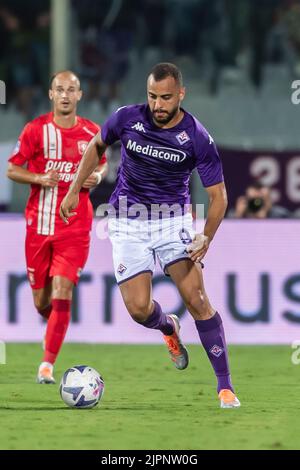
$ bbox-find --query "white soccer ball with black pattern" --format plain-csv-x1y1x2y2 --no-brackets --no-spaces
60,365,104,409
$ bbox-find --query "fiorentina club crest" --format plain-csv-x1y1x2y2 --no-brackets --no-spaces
210,345,224,358
176,131,190,145
117,264,127,275
179,228,192,245
78,141,89,155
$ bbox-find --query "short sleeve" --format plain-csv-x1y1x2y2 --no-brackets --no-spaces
101,106,127,145
195,132,224,188
8,123,35,166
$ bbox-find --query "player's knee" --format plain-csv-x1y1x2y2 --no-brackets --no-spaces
126,299,152,323
185,291,211,318
52,286,72,300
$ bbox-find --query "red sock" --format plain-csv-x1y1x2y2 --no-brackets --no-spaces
43,299,71,365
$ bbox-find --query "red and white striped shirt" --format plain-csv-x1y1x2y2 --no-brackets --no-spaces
9,112,106,235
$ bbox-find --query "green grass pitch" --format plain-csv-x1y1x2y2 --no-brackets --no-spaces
0,344,298,450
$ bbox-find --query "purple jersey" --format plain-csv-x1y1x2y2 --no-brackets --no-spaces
101,104,223,213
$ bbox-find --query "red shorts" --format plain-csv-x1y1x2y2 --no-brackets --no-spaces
25,229,91,289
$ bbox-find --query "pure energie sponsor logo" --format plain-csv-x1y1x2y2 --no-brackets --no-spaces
45,160,79,183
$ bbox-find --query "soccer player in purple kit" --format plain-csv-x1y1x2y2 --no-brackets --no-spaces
60,63,240,408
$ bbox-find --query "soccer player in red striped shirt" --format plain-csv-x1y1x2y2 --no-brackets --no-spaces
7,71,108,384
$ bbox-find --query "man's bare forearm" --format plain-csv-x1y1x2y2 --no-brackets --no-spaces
69,133,107,194
204,183,228,241
7,164,40,185
204,200,226,241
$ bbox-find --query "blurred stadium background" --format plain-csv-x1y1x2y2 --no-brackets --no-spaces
0,0,300,450
1,0,300,344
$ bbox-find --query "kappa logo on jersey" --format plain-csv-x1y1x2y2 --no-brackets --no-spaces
117,264,127,275
127,139,186,163
210,345,224,358
43,123,62,160
131,122,146,133
208,133,214,145
78,141,89,155
176,131,190,145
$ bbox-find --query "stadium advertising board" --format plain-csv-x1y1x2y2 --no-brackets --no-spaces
0,217,299,344
221,148,300,213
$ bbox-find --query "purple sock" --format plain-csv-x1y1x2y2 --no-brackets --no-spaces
139,300,174,335
195,312,234,393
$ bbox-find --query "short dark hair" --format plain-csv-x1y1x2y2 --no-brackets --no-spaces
149,63,183,87
49,71,81,89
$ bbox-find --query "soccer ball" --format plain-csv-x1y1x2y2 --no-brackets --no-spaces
60,365,104,409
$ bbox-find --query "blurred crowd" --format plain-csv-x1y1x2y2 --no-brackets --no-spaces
73,0,138,113
1,0,300,117
0,0,50,118
227,182,291,219
74,0,300,99
1,0,300,218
